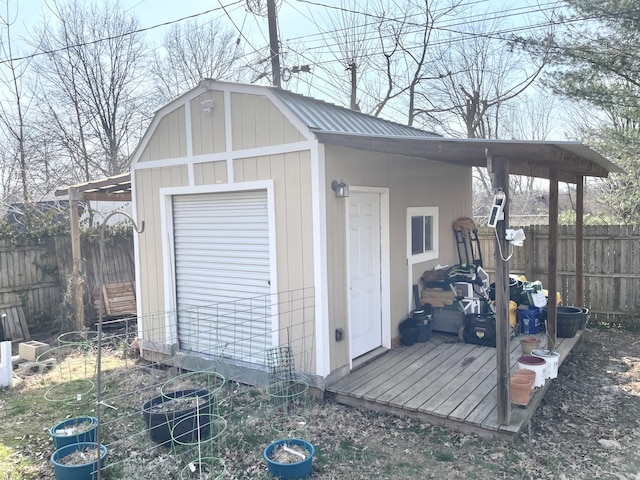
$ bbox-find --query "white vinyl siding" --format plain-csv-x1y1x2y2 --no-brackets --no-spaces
172,190,272,364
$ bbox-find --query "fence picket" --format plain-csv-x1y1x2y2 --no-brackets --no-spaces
478,225,640,329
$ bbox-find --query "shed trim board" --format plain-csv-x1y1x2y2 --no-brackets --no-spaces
132,169,144,342
130,140,316,172
346,186,391,367
224,89,234,182
185,99,193,158
158,180,279,358
312,141,331,377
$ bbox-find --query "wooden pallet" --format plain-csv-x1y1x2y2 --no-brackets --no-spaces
93,282,136,317
0,302,30,343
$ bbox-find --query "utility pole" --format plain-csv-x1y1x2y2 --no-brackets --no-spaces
349,62,358,111
267,0,281,87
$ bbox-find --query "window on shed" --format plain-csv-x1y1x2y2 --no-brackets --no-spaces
407,207,438,264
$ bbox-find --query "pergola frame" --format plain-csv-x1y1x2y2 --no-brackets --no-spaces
55,173,131,328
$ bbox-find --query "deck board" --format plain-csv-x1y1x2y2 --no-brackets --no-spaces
361,341,459,404
343,342,437,397
418,345,496,413
326,330,584,440
389,343,477,408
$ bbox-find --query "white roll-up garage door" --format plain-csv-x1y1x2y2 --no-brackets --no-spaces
172,190,272,364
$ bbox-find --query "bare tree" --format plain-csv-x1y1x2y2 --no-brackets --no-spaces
501,88,561,196
306,0,376,111
369,0,461,125
0,0,34,203
416,15,550,138
151,18,249,105
412,15,551,200
33,0,148,183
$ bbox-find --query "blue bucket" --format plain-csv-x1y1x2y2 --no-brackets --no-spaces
517,306,540,334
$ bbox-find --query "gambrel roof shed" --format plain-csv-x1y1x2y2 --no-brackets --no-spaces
120,79,618,429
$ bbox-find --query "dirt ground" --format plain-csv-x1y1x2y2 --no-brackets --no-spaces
3,328,640,479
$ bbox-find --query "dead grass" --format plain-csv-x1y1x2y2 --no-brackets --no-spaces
1,328,639,479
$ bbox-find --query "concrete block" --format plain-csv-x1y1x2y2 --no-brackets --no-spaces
18,341,50,362
17,358,56,374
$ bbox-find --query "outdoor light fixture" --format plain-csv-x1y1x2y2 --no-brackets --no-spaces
331,179,349,198
201,99,215,113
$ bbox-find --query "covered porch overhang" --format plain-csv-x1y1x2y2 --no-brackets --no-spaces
315,131,622,427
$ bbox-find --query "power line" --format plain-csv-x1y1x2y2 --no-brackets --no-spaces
0,1,245,65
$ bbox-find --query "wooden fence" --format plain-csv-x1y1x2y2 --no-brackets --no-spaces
3,225,640,332
478,225,640,329
0,233,134,334
0,238,61,334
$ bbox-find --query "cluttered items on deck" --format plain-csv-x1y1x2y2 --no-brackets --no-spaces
453,217,483,267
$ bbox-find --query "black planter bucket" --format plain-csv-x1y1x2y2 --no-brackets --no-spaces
415,323,432,343
411,308,432,343
489,279,524,303
143,389,214,445
541,305,583,338
578,308,590,329
399,318,417,346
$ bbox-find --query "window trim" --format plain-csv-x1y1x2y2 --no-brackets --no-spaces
407,206,439,264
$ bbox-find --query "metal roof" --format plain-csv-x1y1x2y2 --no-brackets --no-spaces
55,84,622,196
270,88,439,138
312,131,623,184
269,87,619,184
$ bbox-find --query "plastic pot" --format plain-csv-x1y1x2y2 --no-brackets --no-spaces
578,308,590,329
263,438,314,479
142,389,215,445
399,318,417,346
489,279,523,303
49,416,98,449
540,305,584,337
51,441,107,480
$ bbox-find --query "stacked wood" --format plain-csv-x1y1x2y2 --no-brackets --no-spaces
420,287,455,308
93,282,136,317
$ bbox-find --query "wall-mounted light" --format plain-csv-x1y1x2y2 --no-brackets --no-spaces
201,99,215,113
331,179,349,198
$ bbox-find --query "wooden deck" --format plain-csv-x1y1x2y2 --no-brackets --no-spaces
326,331,583,440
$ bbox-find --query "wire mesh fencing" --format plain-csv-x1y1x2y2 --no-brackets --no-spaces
42,287,317,479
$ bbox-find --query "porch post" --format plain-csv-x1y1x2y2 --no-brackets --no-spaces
575,177,584,307
489,155,511,425
547,170,559,349
69,187,85,331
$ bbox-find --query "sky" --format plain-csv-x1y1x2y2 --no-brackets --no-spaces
8,0,549,65
3,0,571,139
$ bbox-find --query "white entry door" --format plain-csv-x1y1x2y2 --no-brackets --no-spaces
348,191,382,359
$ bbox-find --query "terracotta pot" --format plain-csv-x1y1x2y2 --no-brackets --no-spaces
520,337,540,355
514,369,536,391
510,375,531,405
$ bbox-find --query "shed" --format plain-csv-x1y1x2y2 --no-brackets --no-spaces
129,79,619,422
